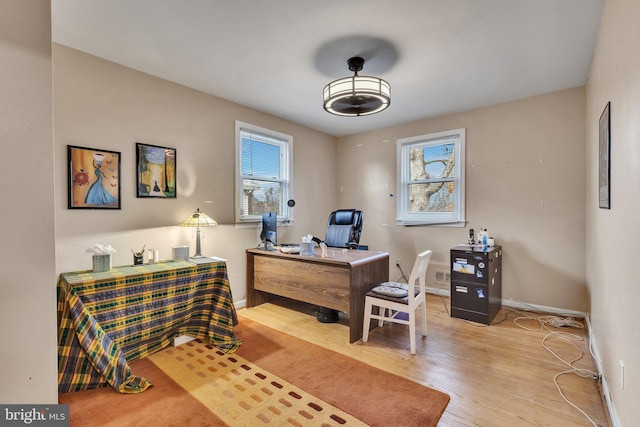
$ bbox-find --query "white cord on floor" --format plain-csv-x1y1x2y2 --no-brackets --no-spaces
512,310,600,427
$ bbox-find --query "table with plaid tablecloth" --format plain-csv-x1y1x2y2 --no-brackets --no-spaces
57,260,243,394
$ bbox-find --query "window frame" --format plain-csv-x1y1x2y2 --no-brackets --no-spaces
235,120,293,224
396,128,466,226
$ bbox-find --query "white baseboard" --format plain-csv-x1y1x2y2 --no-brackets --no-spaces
239,288,584,318
426,285,615,427
584,313,620,427
425,286,585,318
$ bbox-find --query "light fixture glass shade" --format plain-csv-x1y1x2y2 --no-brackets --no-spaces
323,75,390,116
179,208,217,258
179,208,217,228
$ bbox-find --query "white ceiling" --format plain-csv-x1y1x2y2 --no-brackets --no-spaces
51,0,604,137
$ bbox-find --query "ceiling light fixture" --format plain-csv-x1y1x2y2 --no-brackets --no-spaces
322,56,391,117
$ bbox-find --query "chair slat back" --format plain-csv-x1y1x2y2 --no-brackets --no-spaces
407,250,432,295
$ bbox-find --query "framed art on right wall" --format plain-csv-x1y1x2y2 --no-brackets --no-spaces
599,102,611,209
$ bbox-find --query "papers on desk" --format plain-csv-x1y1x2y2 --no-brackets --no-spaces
279,246,300,254
188,256,227,264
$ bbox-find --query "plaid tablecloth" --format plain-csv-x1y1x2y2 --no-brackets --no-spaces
57,260,243,394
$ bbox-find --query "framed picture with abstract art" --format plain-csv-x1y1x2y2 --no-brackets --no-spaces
68,145,121,209
599,102,611,209
136,142,177,198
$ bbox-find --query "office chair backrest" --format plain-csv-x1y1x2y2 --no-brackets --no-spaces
325,209,364,248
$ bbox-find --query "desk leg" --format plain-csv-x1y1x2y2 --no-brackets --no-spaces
348,258,389,343
349,309,364,343
246,251,276,307
349,294,379,343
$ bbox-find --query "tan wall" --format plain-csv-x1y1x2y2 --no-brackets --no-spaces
586,0,640,424
52,44,338,303
337,87,587,312
0,1,58,403
53,45,591,315
6,5,622,406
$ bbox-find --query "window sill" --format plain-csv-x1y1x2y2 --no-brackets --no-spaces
235,219,294,228
396,220,466,228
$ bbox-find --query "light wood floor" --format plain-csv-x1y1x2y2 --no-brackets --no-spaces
238,293,611,427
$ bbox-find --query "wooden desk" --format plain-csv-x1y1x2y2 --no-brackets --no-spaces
246,248,389,342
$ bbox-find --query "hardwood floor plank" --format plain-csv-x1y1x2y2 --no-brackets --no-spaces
237,294,610,427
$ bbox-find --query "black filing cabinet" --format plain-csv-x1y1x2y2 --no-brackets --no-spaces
450,245,502,325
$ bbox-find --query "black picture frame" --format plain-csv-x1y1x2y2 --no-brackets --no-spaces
599,102,611,209
136,142,177,198
67,145,121,209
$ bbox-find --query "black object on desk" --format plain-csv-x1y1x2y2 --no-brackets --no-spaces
450,245,502,325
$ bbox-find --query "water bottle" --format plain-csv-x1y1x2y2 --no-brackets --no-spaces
482,229,488,246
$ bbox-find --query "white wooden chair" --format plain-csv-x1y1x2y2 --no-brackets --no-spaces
362,250,432,354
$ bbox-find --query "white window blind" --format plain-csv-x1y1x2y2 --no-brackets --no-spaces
235,121,292,223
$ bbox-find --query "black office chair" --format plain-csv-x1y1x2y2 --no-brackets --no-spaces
316,209,364,323
324,209,364,249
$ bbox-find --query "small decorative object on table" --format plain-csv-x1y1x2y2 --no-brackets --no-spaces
131,245,146,265
300,234,315,256
86,243,116,272
148,249,159,264
172,246,190,261
320,241,328,258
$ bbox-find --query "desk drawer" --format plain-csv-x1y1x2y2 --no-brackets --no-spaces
451,283,489,313
253,256,350,312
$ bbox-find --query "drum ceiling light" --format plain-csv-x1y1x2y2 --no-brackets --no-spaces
322,56,391,117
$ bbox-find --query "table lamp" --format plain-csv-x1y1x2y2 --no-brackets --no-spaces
179,208,217,258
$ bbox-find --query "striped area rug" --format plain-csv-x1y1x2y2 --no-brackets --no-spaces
60,319,449,426
150,340,367,426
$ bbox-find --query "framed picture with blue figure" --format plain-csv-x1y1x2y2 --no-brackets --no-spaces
136,142,177,198
68,145,121,209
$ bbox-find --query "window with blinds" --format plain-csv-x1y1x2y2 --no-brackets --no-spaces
235,121,292,222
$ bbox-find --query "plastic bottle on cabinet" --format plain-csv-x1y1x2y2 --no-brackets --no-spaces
482,229,488,246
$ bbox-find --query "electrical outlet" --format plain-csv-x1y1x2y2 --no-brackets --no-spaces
395,259,401,266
